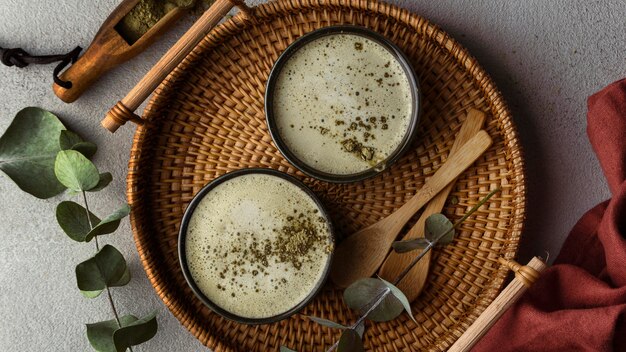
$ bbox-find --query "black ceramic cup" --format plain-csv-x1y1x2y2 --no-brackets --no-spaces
265,25,421,183
178,168,335,325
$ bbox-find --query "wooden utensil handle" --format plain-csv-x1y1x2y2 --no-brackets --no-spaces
102,0,250,132
52,45,113,103
448,257,547,352
392,130,492,226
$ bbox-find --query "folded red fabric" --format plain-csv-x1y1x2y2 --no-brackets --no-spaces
474,78,626,352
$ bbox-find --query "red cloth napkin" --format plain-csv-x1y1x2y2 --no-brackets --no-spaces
474,78,626,352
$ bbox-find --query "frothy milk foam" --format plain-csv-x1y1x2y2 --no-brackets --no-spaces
185,173,332,319
273,33,413,175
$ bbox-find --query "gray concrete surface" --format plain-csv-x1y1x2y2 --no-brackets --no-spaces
0,0,622,351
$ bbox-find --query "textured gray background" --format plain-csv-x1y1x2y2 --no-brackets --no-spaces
0,0,623,351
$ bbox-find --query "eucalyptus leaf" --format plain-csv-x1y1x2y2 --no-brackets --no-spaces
0,107,66,198
343,278,403,322
88,172,113,192
76,245,130,298
86,315,138,352
72,141,97,158
54,150,99,192
55,202,128,242
379,278,417,323
112,311,158,352
355,321,365,338
66,189,81,197
84,204,131,242
337,329,364,352
59,130,97,158
307,316,347,330
280,347,297,352
59,130,83,150
392,238,430,253
81,290,105,299
56,201,100,242
425,213,455,245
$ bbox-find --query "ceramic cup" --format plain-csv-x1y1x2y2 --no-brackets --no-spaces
265,25,421,183
178,168,335,324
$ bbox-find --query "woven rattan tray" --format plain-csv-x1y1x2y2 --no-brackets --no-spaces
127,1,525,350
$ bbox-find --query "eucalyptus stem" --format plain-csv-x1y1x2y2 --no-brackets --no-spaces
81,191,133,352
393,188,500,285
348,289,389,332
326,288,391,352
82,191,95,235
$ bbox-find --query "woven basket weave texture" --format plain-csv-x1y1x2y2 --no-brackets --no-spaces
127,0,525,351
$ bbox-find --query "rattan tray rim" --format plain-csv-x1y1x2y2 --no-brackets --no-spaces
127,0,526,351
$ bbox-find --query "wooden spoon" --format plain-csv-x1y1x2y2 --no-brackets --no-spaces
330,130,493,288
377,108,486,301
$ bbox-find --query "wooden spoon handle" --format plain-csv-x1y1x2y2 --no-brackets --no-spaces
378,108,486,301
53,40,117,104
389,130,493,227
101,0,250,132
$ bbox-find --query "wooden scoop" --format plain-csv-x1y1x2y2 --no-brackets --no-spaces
101,0,251,132
378,108,486,301
330,130,493,288
53,0,194,103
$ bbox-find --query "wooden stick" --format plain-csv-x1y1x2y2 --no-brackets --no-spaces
101,0,250,132
448,257,547,352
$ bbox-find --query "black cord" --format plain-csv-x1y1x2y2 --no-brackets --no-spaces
0,46,82,89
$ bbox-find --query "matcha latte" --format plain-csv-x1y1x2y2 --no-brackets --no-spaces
181,171,333,321
268,28,418,178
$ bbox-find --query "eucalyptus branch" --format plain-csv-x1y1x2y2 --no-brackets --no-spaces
81,191,128,351
326,288,391,352
313,189,501,352
355,289,391,325
82,191,95,235
392,243,432,286
393,188,500,285
0,108,158,351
